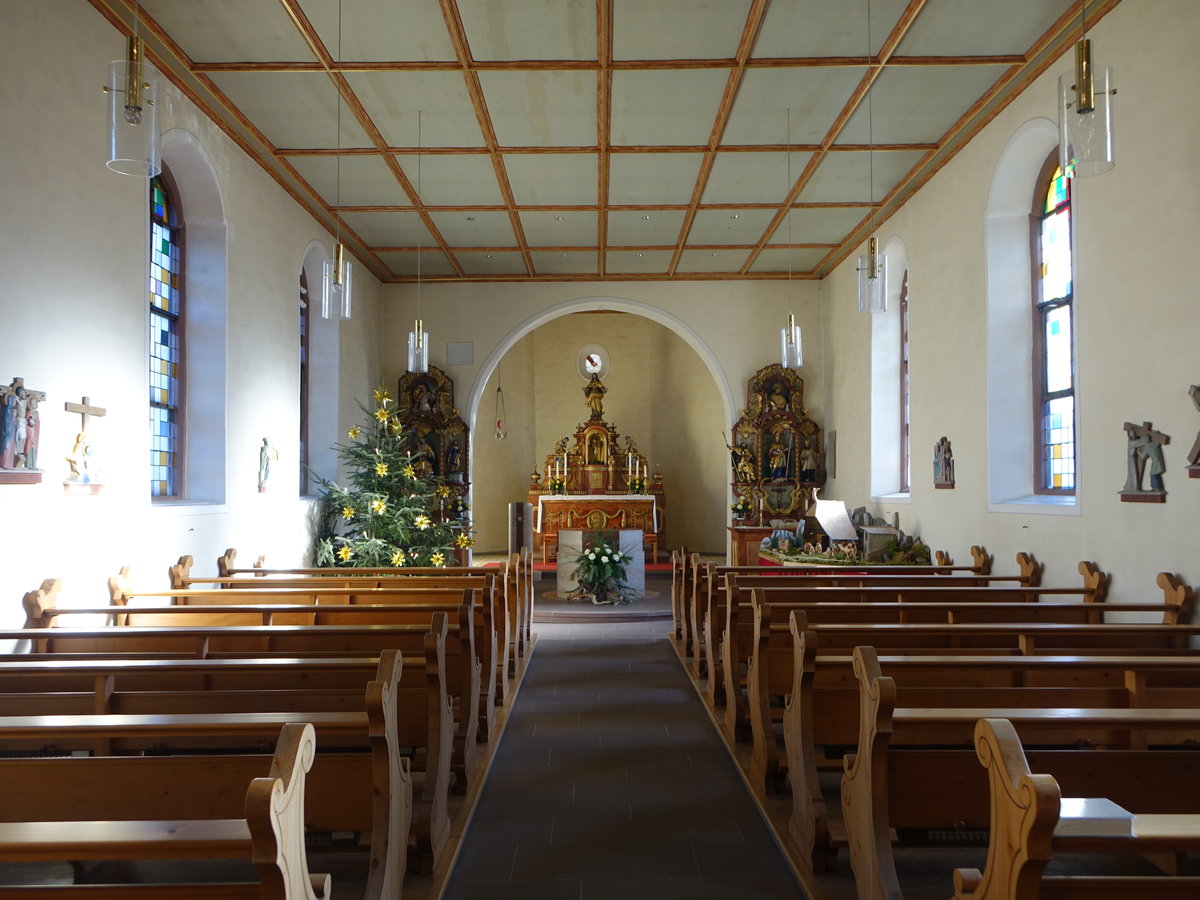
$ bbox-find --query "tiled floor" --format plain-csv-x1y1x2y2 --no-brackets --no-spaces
442,614,808,899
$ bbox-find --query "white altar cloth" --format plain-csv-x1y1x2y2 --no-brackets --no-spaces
535,494,658,532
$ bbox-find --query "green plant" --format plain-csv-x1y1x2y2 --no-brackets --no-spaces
313,387,472,568
566,532,639,605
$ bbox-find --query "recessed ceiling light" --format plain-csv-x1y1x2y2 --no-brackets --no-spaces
466,216,476,221
712,252,720,257
730,213,739,219
554,216,563,221
486,254,492,259
641,215,651,220
636,253,643,258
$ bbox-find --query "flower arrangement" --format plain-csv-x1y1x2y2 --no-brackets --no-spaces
547,477,566,495
567,532,639,605
731,497,752,518
627,476,645,494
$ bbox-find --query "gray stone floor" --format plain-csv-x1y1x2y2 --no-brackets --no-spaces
442,616,808,899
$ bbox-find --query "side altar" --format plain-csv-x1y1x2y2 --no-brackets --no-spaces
527,373,666,559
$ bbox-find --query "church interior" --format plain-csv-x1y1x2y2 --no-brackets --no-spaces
2,1,1199,897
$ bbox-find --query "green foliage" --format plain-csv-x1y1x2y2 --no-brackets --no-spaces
566,531,639,605
312,387,471,568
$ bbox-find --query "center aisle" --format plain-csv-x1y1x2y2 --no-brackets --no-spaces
442,616,807,899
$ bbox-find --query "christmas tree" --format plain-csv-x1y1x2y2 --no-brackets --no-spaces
314,387,472,567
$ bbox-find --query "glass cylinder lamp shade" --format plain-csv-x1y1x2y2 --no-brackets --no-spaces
857,237,887,313
1058,42,1115,178
105,37,161,177
407,320,429,374
321,244,353,320
780,314,803,369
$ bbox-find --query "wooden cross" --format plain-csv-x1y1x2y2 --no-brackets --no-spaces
65,396,106,431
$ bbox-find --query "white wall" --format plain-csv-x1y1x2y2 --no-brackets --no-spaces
822,0,1200,601
0,1,379,621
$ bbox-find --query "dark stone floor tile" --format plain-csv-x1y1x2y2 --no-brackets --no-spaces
443,879,581,900
581,877,807,899
512,842,700,881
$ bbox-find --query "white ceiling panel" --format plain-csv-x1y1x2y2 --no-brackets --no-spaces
686,209,778,246
133,0,1100,281
898,0,1077,56
480,70,598,147
701,151,814,205
346,72,485,148
747,247,835,274
504,154,599,206
612,0,753,60
752,0,912,58
338,211,432,248
533,251,599,275
299,0,456,62
141,0,315,62
835,65,1006,146
796,149,928,204
427,211,518,247
208,72,372,149
771,207,873,245
610,69,731,146
605,250,675,274
607,154,705,206
286,154,411,206
395,155,506,206
455,251,530,276
520,211,598,248
377,249,458,278
675,249,750,274
457,0,596,61
606,210,689,247
724,67,867,146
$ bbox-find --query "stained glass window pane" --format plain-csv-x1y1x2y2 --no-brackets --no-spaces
1039,208,1071,304
1041,395,1075,490
1043,304,1073,393
149,174,181,498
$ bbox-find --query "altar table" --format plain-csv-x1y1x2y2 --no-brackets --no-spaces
535,495,661,558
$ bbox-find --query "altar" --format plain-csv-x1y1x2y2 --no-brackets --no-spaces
528,372,666,560
555,529,645,598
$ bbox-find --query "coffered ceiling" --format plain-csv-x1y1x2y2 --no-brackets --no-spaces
91,0,1119,283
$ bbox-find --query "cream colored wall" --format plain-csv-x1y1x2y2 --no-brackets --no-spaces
0,1,379,623
381,281,824,555
822,0,1200,601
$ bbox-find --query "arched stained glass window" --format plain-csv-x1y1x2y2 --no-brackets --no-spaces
1033,160,1075,493
899,271,910,494
150,169,184,498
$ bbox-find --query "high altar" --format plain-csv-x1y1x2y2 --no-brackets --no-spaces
528,374,666,559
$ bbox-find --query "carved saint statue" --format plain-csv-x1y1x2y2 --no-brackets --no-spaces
583,374,606,421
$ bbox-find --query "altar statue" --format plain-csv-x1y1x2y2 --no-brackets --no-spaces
583,374,606,420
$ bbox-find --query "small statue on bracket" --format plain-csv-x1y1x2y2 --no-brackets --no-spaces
1187,385,1200,479
1121,420,1169,502
933,436,954,489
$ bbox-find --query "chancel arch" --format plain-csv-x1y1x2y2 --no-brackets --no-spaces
466,298,736,554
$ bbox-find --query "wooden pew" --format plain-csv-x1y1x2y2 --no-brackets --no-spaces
744,578,1192,777
0,648,426,892
0,722,329,900
116,575,498,743
841,645,1200,899
953,717,1200,900
8,608,458,873
171,555,514,712
772,611,1200,877
695,549,1041,708
720,564,1116,739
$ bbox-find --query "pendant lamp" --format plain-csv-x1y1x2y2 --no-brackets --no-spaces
103,1,160,178
856,0,886,313
1058,4,1115,178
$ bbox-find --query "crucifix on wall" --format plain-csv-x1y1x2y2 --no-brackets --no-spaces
64,395,106,492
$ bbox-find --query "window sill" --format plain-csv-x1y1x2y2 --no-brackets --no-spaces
988,494,1079,516
872,492,912,505
150,499,229,515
